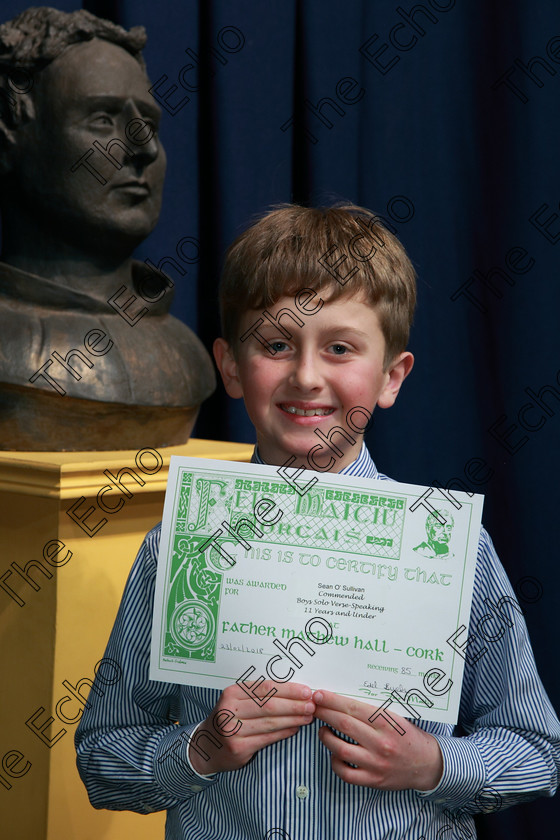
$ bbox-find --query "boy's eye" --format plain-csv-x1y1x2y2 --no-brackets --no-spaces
330,344,348,355
270,341,289,353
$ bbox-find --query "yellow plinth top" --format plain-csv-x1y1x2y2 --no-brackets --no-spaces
0,438,254,499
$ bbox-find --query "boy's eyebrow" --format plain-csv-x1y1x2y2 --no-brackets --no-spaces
318,325,371,339
256,322,372,340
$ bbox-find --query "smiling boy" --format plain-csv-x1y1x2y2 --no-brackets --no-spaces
214,293,411,472
76,204,560,839
214,204,415,475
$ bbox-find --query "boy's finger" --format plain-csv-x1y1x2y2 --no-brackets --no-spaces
313,690,407,732
314,706,369,743
237,696,316,721
262,681,314,699
238,726,305,754
312,690,371,720
237,713,315,736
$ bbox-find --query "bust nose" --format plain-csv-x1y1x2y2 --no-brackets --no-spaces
124,105,160,166
130,133,159,166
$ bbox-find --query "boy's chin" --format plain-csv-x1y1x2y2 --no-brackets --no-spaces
279,439,321,464
257,438,314,467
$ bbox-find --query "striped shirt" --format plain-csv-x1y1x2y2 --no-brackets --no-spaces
75,444,560,839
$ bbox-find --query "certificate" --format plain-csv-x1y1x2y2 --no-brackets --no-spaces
150,457,483,724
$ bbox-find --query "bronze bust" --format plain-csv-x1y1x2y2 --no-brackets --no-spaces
0,7,215,450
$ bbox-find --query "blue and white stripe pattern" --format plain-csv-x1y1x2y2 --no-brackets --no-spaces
76,444,560,839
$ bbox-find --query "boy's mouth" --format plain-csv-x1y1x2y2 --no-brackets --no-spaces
280,404,335,417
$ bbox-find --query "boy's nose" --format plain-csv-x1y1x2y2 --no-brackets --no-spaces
288,353,324,390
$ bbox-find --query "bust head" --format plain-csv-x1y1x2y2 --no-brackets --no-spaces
0,8,216,452
425,509,454,553
0,7,166,263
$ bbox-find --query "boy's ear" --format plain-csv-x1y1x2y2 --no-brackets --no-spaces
213,338,244,399
377,351,414,409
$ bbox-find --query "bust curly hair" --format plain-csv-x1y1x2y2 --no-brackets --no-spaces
0,6,147,166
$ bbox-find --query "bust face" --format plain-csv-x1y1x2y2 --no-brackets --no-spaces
426,513,454,549
5,38,166,254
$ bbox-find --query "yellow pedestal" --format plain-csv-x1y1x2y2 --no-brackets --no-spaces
0,439,253,840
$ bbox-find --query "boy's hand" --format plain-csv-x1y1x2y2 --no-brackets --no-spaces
189,681,315,775
313,690,443,791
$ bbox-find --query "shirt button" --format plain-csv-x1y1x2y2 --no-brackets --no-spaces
192,784,203,792
296,785,309,800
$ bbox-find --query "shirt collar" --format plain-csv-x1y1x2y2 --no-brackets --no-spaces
250,442,379,480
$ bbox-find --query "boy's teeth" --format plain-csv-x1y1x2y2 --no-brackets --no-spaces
283,405,333,416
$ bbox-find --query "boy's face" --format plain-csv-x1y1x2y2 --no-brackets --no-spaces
214,292,414,471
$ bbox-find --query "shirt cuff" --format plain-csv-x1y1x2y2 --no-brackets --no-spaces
185,722,219,780
415,735,486,810
153,722,219,800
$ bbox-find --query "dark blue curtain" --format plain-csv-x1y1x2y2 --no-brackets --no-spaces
5,1,560,836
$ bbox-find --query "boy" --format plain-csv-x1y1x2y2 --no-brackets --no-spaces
76,204,560,839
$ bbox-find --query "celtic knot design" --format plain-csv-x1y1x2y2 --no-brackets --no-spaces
170,600,215,651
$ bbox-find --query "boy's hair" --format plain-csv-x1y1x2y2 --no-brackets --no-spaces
219,203,416,367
